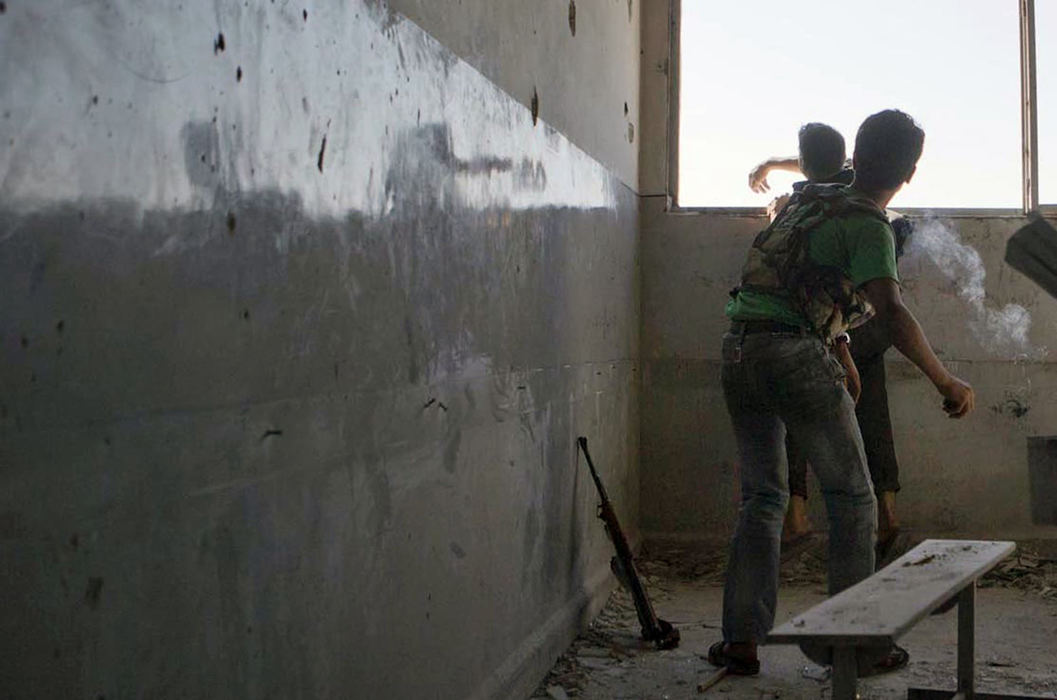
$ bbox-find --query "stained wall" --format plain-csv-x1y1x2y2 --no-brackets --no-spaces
640,204,1057,540
0,2,641,698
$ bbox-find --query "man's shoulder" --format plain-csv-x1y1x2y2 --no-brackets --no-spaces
799,190,886,227
826,188,891,229
809,203,893,260
839,209,893,235
796,184,881,214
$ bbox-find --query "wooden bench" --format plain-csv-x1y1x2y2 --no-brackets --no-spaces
767,539,1051,700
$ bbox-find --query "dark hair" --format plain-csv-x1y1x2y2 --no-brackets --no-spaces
798,123,846,182
853,109,925,191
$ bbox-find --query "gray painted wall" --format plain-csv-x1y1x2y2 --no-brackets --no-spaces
390,0,641,189
0,2,641,698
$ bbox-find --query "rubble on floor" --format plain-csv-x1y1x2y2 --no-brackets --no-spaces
979,550,1057,600
533,539,1057,700
532,581,678,698
638,537,1057,599
637,536,826,588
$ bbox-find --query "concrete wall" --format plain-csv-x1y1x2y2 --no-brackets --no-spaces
640,204,1057,540
637,0,1057,541
0,2,641,698
390,0,641,189
638,0,671,197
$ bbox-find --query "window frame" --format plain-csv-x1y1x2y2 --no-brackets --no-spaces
666,0,1054,217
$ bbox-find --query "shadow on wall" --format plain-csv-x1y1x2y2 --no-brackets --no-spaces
0,116,633,697
3,119,569,398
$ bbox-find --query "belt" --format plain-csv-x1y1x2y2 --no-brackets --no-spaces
730,320,809,335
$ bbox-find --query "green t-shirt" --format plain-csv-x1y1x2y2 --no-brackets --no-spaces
725,198,899,327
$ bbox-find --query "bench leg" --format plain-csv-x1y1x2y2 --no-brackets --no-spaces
957,582,976,699
910,580,1043,699
832,647,857,700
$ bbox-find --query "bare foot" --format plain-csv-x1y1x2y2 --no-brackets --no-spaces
782,495,811,543
877,490,899,542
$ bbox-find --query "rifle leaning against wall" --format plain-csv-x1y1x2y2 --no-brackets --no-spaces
576,436,680,650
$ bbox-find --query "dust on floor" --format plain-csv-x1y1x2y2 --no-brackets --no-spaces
533,539,1057,700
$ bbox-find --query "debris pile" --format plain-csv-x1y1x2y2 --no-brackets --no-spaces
639,538,1057,600
980,549,1057,599
531,586,648,699
533,539,1057,699
638,538,827,587
636,541,727,584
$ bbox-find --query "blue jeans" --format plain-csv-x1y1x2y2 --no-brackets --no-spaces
720,329,877,644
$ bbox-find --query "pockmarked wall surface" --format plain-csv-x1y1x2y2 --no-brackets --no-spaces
0,2,640,698
640,201,1057,541
389,0,642,189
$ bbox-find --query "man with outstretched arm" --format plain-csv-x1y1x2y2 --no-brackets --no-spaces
708,109,974,677
750,123,861,546
749,123,915,562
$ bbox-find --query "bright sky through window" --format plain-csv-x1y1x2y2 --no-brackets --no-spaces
1039,0,1056,205
678,0,1023,209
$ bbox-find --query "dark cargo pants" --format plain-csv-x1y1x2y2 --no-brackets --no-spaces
786,319,900,498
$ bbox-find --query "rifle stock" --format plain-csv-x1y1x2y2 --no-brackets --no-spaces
577,436,679,649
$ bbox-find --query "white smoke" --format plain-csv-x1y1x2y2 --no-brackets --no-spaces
904,218,1046,360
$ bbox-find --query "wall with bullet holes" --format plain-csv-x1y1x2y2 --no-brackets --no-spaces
0,1,643,698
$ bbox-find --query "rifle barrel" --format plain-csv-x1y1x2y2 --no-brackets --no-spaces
577,436,610,502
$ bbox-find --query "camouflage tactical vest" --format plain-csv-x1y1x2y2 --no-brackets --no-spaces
735,184,890,343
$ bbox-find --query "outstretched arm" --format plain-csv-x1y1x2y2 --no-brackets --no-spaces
749,156,801,193
862,278,974,418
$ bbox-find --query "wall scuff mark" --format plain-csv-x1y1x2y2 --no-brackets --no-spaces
0,2,635,699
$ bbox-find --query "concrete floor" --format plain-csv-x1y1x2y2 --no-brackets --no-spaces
535,577,1057,700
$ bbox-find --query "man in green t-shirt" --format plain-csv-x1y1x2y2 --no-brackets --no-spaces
749,124,913,562
708,110,975,677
